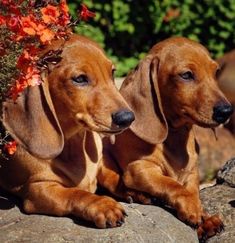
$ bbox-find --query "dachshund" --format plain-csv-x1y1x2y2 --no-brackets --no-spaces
103,37,233,240
0,34,136,228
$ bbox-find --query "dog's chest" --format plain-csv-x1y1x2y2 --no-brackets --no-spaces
56,132,103,192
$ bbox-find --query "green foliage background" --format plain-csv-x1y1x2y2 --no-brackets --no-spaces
69,0,235,77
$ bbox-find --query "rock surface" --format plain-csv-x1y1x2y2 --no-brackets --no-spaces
217,158,235,187
0,190,198,243
200,185,235,243
200,158,235,243
0,158,234,243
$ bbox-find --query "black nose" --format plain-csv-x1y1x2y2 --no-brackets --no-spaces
212,103,233,124
112,109,135,128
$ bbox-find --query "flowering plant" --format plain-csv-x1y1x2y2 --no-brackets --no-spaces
0,0,95,158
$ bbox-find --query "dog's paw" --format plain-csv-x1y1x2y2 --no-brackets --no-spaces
83,195,126,228
197,214,224,242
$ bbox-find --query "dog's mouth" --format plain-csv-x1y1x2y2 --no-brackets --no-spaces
98,128,126,136
85,124,124,135
182,109,219,128
97,128,125,145
75,113,128,136
85,121,126,136
92,118,129,136
101,129,123,134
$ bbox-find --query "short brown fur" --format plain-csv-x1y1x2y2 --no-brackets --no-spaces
104,37,229,240
0,34,135,228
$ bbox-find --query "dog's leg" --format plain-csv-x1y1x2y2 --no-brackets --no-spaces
185,168,224,241
23,181,126,228
98,153,152,204
122,160,203,226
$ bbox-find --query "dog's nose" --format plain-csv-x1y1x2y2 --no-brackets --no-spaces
212,103,233,124
112,109,135,128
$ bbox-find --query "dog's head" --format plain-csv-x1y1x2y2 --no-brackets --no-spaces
45,35,134,137
121,37,233,144
2,34,134,159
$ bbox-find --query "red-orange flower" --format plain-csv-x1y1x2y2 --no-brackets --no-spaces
9,77,28,101
17,47,39,73
0,15,6,25
60,0,69,14
1,0,12,5
7,16,20,32
58,0,70,26
9,64,41,100
4,141,17,155
20,15,38,36
38,27,55,44
17,50,32,71
41,4,60,24
79,4,96,21
25,66,41,86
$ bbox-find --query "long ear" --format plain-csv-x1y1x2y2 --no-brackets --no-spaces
120,55,168,144
2,78,64,159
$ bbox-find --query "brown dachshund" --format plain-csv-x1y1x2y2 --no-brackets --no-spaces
0,34,136,228
104,37,233,240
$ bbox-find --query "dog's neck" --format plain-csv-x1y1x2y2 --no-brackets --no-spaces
59,130,102,164
163,124,196,171
166,124,192,145
57,116,85,141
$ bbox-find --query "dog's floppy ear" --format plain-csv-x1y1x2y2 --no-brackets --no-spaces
2,77,64,159
120,55,168,144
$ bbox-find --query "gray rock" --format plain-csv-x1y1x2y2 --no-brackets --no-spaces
217,158,235,187
2,157,235,243
200,185,235,243
0,190,198,243
200,158,235,242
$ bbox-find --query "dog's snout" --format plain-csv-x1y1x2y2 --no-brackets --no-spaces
212,103,233,124
112,109,135,128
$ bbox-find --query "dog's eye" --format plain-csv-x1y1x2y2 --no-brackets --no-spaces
179,71,194,81
72,75,89,86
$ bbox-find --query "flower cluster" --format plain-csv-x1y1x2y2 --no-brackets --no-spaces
0,0,72,100
1,0,70,43
0,0,95,157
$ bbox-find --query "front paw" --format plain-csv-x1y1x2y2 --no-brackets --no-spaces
175,193,202,227
197,214,224,242
82,195,126,228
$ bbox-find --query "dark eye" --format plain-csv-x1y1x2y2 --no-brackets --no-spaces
179,71,194,81
71,75,89,86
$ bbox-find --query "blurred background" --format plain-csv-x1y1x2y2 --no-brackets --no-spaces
68,0,235,77
69,0,235,183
